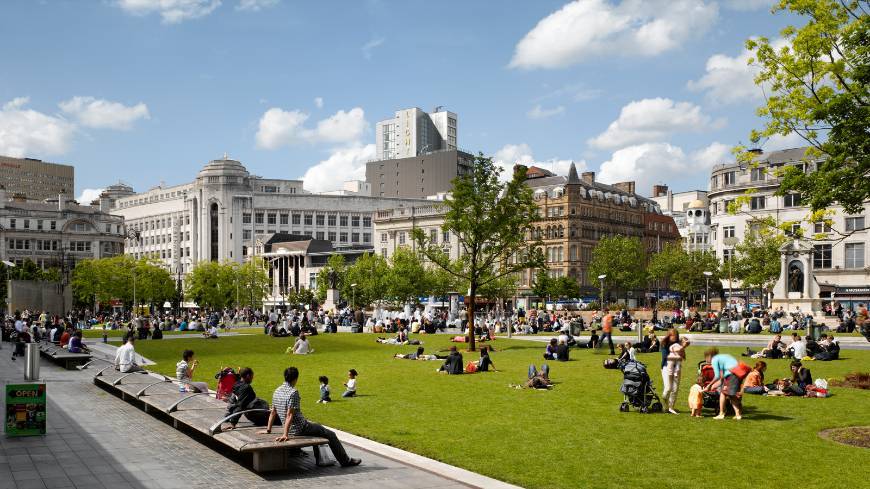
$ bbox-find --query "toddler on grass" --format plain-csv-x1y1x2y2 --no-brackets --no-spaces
689,375,704,417
317,375,331,403
342,369,358,398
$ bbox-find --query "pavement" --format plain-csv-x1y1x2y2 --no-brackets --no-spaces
0,341,520,489
500,332,870,350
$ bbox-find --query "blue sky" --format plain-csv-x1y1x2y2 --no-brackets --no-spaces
0,0,803,202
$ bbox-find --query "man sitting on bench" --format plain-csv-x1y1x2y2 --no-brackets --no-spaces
222,367,270,430
260,367,361,467
114,334,144,372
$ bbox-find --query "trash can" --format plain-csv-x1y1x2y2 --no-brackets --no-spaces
570,320,583,336
24,343,40,381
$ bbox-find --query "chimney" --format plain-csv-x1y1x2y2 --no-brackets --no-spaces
58,192,67,212
581,171,595,184
613,181,636,195
99,196,112,213
0,186,5,209
652,184,668,198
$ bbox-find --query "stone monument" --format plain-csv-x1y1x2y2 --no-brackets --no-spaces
322,269,340,312
772,239,821,314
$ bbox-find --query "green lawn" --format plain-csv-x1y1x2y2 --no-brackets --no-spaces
133,333,870,489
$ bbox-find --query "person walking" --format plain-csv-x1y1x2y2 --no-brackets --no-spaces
601,310,615,355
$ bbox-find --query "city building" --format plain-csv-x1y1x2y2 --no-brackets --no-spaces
708,147,870,309
365,149,474,199
0,156,75,202
373,199,461,262
0,189,126,270
651,186,711,252
110,156,428,280
375,107,457,161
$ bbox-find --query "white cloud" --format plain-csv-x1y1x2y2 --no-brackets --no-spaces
688,38,788,105
527,104,565,120
300,144,375,193
116,0,222,24
588,98,724,149
361,37,385,59
509,0,718,69
724,0,773,10
762,132,808,151
597,141,730,194
0,97,75,157
77,188,105,204
314,97,324,109
236,0,279,11
255,107,368,149
59,96,150,130
534,83,601,103
492,143,584,181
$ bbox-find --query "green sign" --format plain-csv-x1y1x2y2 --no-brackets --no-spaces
5,383,46,437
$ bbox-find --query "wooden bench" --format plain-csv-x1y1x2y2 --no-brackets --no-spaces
93,366,332,472
38,341,92,370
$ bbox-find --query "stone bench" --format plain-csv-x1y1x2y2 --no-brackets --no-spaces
93,366,332,472
38,341,92,370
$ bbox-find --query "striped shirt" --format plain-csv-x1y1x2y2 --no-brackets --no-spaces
272,383,308,435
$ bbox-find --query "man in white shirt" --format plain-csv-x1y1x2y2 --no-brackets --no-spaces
205,324,219,339
114,336,143,372
788,334,807,360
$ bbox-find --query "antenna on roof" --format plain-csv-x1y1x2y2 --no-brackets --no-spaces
223,152,229,160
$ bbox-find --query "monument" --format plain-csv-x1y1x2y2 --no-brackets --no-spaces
772,239,822,314
322,269,340,312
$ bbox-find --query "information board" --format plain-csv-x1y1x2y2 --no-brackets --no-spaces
5,383,46,437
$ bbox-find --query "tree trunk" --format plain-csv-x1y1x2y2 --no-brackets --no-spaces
467,283,477,352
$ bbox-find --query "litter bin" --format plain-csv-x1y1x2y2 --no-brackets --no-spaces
24,343,40,381
570,320,583,336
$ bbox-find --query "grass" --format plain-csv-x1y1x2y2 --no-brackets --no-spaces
132,333,870,489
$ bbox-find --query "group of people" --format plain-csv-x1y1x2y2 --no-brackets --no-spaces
4,312,91,360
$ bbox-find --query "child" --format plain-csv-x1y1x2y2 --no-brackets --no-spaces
342,369,358,398
689,375,704,417
317,375,331,403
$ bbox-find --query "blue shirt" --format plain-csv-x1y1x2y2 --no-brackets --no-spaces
711,354,738,380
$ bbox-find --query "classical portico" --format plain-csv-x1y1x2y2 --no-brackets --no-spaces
772,239,822,313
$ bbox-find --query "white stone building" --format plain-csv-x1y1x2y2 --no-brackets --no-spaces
375,107,458,160
372,201,460,261
110,157,427,280
708,147,870,308
651,187,711,252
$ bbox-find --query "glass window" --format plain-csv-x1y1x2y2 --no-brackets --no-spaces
750,167,765,181
750,196,765,210
723,171,736,185
328,215,336,226
339,232,348,243
813,245,832,269
363,217,371,227
845,216,865,232
316,232,324,240
363,233,371,243
352,232,359,242
398,232,405,245
304,214,313,226
381,233,387,243
316,215,325,226
292,214,301,225
340,216,348,227
783,193,802,207
351,216,360,227
814,221,832,233
267,214,276,225
328,232,336,241
845,242,865,269
723,226,735,239
255,213,264,224
280,214,289,225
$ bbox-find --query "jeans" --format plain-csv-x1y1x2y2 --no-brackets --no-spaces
300,422,351,465
661,361,682,409
528,364,550,379
342,390,356,398
600,332,614,354
743,386,765,395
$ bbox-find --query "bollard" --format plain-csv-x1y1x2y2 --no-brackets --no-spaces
24,343,40,381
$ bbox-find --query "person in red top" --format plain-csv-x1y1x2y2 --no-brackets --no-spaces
601,310,615,355
59,328,72,347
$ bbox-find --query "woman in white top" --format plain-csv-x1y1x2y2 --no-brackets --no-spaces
661,337,689,414
291,333,312,354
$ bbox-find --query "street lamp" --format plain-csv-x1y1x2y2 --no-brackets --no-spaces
703,271,713,311
350,283,357,310
2,261,15,316
598,274,607,310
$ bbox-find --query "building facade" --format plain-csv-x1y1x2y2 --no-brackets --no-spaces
373,201,461,262
365,149,474,199
375,107,458,161
111,157,427,279
708,147,870,308
0,190,126,270
0,156,75,202
651,186,711,252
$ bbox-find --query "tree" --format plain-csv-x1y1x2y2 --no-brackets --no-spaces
731,220,789,304
315,254,347,303
133,258,175,308
386,247,429,307
531,268,552,301
185,261,236,310
344,252,390,309
550,276,581,300
587,235,647,302
70,256,173,311
234,260,270,309
647,244,721,306
742,0,869,227
414,155,544,351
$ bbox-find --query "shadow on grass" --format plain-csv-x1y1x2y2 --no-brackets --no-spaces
739,406,794,421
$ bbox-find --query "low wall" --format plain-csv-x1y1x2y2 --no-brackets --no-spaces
7,280,71,316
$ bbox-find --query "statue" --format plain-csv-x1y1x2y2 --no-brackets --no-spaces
788,262,803,293
327,269,339,289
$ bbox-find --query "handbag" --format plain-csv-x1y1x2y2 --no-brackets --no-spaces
730,362,751,380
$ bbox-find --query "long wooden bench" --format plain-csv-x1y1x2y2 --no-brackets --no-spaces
93,366,332,472
38,341,92,370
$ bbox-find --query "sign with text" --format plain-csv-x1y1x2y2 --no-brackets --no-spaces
5,384,46,437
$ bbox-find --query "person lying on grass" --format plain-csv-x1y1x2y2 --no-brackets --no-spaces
394,346,444,361
376,327,409,345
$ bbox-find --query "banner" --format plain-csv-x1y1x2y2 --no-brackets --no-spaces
5,384,46,437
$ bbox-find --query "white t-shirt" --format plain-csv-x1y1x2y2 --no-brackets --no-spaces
294,339,310,354
791,340,806,359
346,378,356,392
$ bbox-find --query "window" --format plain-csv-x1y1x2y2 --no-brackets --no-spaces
304,215,313,226
443,231,450,243
722,248,734,262
340,216,348,227
352,232,359,242
723,171,736,185
845,242,865,269
267,214,276,225
398,232,405,245
339,232,348,243
783,193,802,207
243,230,251,240
789,223,801,236
280,214,289,225
327,215,336,226
813,245,832,269
723,200,735,213
381,248,387,257
363,217,371,227
328,232,336,241
8,219,15,229
750,167,765,181
351,216,360,227
723,226,735,239
316,232,324,240
363,233,371,243
845,216,865,232
430,229,437,243
23,219,29,229
292,214,301,225
750,196,766,210
255,213,264,224
381,233,387,243
37,220,43,231
814,221,832,233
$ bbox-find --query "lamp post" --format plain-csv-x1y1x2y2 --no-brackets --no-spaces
2,261,15,316
350,283,357,310
598,274,607,310
723,236,739,311
703,271,713,311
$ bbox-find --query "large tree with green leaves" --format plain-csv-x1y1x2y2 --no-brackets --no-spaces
185,261,237,310
647,243,721,307
233,260,270,309
731,220,789,304
386,247,429,306
413,156,544,351
587,235,647,303
70,256,174,311
741,0,868,228
344,251,390,309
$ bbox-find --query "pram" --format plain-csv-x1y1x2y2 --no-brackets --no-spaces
697,361,733,414
214,367,238,401
618,360,662,413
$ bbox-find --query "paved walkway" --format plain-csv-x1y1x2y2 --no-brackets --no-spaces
0,343,516,489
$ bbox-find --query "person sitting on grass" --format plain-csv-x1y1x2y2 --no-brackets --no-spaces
376,327,409,345
222,367,270,429
342,369,358,398
705,348,743,420
544,338,558,360
288,333,313,355
583,330,600,349
203,323,219,339
176,349,211,394
761,334,785,359
151,323,163,340
787,360,813,396
787,333,806,359
438,346,464,374
616,343,630,363
317,376,331,404
555,339,570,362
260,367,361,467
741,361,768,395
477,347,496,372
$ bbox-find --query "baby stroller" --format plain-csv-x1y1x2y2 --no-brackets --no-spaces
619,360,662,413
697,361,733,414
214,367,238,401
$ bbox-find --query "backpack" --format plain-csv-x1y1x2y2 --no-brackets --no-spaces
465,361,478,374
